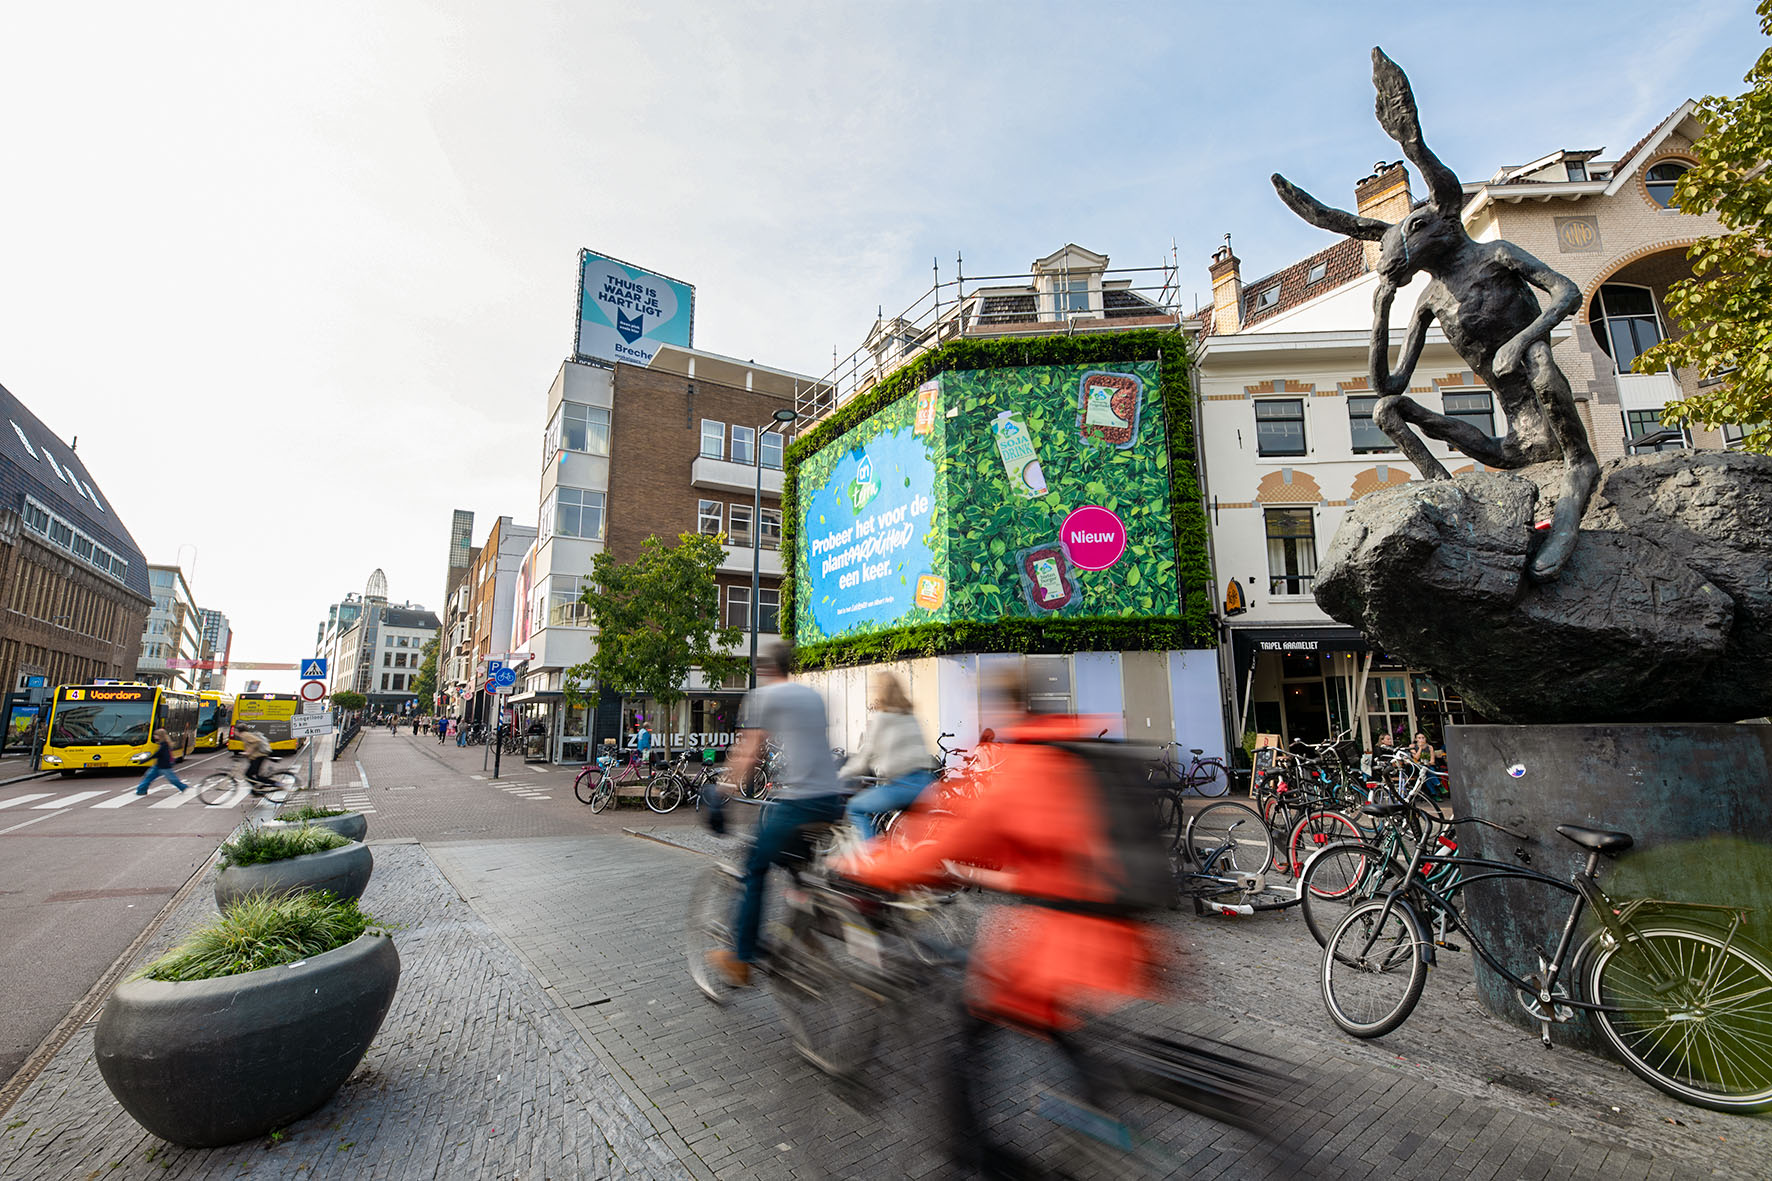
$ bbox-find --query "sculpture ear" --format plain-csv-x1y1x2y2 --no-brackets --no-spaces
1271,174,1390,242
1371,48,1465,216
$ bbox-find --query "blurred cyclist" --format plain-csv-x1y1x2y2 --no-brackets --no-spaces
840,670,937,840
834,665,1165,1178
237,725,276,791
707,641,843,988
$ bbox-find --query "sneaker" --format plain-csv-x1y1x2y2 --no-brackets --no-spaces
706,949,752,987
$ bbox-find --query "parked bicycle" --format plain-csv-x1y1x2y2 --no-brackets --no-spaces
1321,818,1772,1112
1175,799,1296,915
574,749,652,811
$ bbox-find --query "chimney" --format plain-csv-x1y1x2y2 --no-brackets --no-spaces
1354,161,1412,269
1209,236,1242,336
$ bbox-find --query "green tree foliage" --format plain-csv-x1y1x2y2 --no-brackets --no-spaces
330,690,367,713
1635,3,1772,452
566,532,746,758
407,636,440,708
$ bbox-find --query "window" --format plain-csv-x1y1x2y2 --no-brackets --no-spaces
761,430,785,470
8,420,38,459
1347,396,1390,453
543,487,605,541
759,508,782,551
1443,391,1495,438
1060,278,1089,316
1566,160,1588,182
1645,160,1690,209
1254,399,1306,457
698,499,724,537
1625,409,1687,453
700,419,725,460
730,425,755,465
395,653,408,668
398,636,410,647
1265,507,1318,596
385,636,394,647
1306,261,1327,285
1249,285,1280,314
559,402,610,456
725,585,750,629
547,574,593,626
1593,284,1664,373
728,502,753,546
1723,423,1749,448
757,587,780,634
383,652,394,667
381,674,391,691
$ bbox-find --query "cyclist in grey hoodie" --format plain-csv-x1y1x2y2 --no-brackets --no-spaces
841,670,937,840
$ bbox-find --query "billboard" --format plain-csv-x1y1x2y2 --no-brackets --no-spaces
794,361,1180,644
574,250,695,367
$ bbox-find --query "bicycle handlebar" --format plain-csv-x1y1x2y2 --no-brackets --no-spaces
1442,814,1533,841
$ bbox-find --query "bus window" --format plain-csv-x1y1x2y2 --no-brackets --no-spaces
50,695,154,747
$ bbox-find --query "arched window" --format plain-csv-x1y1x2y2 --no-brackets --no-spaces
1644,160,1690,209
1591,284,1664,373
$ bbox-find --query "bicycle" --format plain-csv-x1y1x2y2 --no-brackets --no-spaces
1320,818,1772,1112
644,751,710,814
1175,800,1296,915
196,758,298,805
574,751,650,811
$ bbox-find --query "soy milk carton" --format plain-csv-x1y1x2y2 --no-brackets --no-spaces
991,410,1047,498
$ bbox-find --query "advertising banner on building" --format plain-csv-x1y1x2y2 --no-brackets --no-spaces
794,362,1179,644
574,250,695,368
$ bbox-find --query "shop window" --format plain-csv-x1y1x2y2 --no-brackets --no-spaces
1443,391,1495,438
1255,399,1306,457
1347,396,1390,453
1264,507,1317,596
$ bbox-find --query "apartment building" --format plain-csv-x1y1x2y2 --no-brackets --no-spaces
136,565,203,690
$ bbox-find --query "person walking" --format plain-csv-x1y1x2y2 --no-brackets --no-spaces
449,717,462,746
707,642,844,988
132,729,192,796
436,716,448,743
633,719,653,768
412,716,421,736
840,670,937,840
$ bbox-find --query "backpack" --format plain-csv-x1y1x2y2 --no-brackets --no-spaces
1025,737,1174,919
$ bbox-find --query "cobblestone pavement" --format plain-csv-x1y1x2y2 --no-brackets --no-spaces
435,827,1770,1180
0,842,688,1181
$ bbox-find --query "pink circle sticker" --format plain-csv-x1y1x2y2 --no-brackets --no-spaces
1060,505,1127,571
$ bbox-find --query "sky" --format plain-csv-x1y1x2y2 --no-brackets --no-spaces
0,0,1757,693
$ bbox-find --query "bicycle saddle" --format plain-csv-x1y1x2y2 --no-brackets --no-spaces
1360,802,1411,818
1189,748,1204,755
1555,824,1634,856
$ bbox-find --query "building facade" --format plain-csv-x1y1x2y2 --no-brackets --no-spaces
137,565,203,690
197,609,232,692
454,514,536,727
0,381,152,748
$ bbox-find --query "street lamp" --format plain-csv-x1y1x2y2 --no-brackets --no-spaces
749,407,799,689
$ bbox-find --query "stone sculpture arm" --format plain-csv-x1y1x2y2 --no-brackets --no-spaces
1370,277,1435,397
1490,242,1581,380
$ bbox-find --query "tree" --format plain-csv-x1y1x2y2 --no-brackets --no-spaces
1634,2,1772,453
331,690,367,713
566,532,746,760
409,636,440,710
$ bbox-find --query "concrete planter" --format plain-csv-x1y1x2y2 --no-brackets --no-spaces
95,931,399,1147
1445,723,1772,1049
266,811,368,842
214,842,373,911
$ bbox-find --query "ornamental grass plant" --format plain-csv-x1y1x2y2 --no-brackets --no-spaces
275,805,349,822
139,892,373,982
218,824,349,869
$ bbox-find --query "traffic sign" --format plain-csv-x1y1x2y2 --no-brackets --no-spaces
289,711,334,737
301,658,328,680
494,667,516,688
299,680,327,702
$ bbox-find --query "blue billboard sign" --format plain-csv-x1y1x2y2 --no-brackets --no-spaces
575,250,695,368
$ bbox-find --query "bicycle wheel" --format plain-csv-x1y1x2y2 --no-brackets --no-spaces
1300,841,1403,948
1287,809,1364,877
645,774,684,814
589,776,615,813
574,768,601,806
196,772,237,806
1153,789,1184,849
685,864,744,1004
767,905,884,1078
1586,920,1772,1112
1183,801,1274,874
1321,898,1429,1038
258,771,296,803
1192,760,1230,798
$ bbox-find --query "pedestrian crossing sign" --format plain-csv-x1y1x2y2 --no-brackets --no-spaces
302,658,328,679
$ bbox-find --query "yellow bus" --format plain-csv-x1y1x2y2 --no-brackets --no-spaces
41,683,200,777
229,692,300,753
193,691,234,751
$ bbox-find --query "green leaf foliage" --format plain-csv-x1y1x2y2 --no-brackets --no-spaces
407,636,441,706
564,532,747,753
329,690,367,712
139,892,375,982
275,805,349,821
1633,3,1772,453
781,329,1211,671
218,823,350,869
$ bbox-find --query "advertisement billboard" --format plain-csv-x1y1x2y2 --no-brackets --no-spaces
794,361,1179,644
574,250,695,368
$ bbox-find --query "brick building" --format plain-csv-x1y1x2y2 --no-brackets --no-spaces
509,346,820,763
0,381,151,741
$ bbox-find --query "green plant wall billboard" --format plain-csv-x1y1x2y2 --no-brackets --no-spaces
794,361,1179,645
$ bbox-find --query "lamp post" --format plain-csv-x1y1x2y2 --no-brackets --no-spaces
749,407,799,689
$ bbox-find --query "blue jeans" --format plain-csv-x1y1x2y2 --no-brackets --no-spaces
134,765,191,794
733,793,845,964
846,769,937,840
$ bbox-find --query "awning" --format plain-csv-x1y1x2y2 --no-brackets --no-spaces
1230,626,1370,663
505,690,564,705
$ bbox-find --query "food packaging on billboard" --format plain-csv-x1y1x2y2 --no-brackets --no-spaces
1015,543,1076,613
991,410,1048,498
1077,370,1143,449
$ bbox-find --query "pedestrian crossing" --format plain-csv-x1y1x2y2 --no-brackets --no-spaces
467,774,551,801
0,784,265,812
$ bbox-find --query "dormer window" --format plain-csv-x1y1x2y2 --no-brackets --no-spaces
1252,285,1280,312
1306,262,1327,285
1645,160,1691,209
1566,160,1588,182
